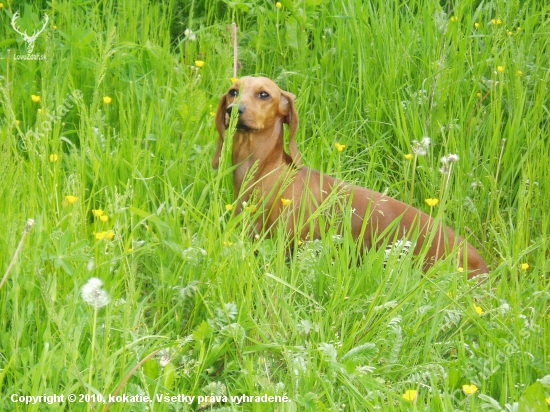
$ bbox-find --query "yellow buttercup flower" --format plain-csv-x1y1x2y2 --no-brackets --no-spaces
546,397,550,405
520,263,529,270
103,96,113,104
230,77,239,83
457,267,464,273
476,92,482,98
474,304,484,315
281,198,292,207
404,153,413,160
491,19,503,25
49,154,59,162
450,16,459,22
335,143,346,152
497,66,505,73
223,240,233,246
276,2,282,8
195,60,205,68
0,3,4,8
462,384,478,395
225,204,234,211
99,215,109,222
31,95,41,103
92,209,105,217
95,230,115,240
516,70,523,77
65,195,78,204
402,389,417,401
425,198,439,207
474,22,480,29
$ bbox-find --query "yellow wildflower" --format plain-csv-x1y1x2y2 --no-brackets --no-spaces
462,384,479,395
497,66,505,73
225,204,234,211
281,198,292,207
450,16,459,22
335,143,346,152
0,3,4,8
404,153,413,160
474,304,484,315
223,240,233,246
230,77,239,83
457,267,464,273
507,30,513,36
92,209,105,217
476,92,482,98
100,215,109,222
195,60,205,68
402,389,417,402
65,195,78,204
95,230,115,240
16,120,21,126
38,109,43,114
276,2,282,8
491,19,503,25
520,263,529,270
474,22,480,29
31,95,41,103
546,397,550,405
103,96,113,104
49,154,59,162
516,70,523,77
425,198,439,207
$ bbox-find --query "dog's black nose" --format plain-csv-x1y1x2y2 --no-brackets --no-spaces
226,104,245,117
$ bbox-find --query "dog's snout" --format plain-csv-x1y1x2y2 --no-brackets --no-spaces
226,104,245,117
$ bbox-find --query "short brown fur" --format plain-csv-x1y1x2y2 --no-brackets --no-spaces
213,76,489,278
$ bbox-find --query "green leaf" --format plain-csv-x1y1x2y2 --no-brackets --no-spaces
162,362,176,389
193,321,213,341
518,381,546,412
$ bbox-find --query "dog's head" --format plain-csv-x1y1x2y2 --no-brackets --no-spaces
212,76,300,169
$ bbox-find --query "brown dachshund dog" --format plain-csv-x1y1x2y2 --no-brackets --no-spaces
212,76,489,278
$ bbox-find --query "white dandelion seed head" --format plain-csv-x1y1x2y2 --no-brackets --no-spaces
447,153,459,162
412,137,431,156
81,277,110,308
158,348,173,367
440,156,449,164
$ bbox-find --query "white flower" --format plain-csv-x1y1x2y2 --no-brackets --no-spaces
81,277,110,308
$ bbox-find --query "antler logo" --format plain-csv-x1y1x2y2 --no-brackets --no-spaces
11,12,49,54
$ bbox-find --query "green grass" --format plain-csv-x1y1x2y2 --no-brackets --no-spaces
1,0,549,411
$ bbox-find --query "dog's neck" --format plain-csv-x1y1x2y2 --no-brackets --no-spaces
232,120,291,196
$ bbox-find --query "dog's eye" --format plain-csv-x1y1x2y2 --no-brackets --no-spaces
228,89,239,97
258,91,270,99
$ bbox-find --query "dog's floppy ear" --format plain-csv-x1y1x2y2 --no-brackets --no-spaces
212,93,228,169
280,90,302,167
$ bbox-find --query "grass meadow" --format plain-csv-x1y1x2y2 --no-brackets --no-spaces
1,0,549,410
